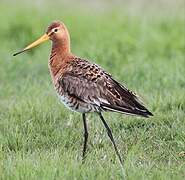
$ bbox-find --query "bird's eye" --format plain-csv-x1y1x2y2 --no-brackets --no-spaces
54,28,58,33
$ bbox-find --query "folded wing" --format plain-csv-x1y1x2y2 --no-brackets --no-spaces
59,60,153,117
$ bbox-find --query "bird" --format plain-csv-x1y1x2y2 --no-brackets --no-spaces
13,21,153,166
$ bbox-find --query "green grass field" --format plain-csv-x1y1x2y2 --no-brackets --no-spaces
0,0,185,179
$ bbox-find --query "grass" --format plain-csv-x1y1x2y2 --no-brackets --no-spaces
0,1,185,179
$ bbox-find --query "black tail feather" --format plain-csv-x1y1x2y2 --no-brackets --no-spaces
102,104,153,118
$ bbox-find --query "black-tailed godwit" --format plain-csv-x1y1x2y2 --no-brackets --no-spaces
13,21,153,166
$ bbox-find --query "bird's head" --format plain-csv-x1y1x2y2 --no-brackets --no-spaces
13,21,70,56
46,21,70,42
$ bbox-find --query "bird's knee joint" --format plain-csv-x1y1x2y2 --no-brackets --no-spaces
107,131,113,138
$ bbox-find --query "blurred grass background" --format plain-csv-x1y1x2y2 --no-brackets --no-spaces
0,0,185,179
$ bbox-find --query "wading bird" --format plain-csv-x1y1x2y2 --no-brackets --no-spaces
13,21,153,166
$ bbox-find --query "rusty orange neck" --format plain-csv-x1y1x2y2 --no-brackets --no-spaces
51,42,70,59
48,40,74,82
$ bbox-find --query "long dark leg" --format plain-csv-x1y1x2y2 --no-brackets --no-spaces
82,113,88,161
98,112,123,166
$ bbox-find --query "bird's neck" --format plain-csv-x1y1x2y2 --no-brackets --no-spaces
48,39,73,81
49,37,72,64
51,37,71,56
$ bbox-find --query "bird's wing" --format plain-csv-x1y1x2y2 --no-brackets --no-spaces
58,59,153,117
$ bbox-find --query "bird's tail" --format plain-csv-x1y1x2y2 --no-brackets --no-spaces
101,104,153,118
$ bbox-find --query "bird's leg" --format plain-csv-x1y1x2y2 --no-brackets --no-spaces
82,113,88,161
98,112,124,166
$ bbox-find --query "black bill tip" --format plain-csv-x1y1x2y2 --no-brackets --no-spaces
13,49,26,56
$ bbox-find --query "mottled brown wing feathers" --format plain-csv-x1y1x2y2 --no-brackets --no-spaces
60,74,101,104
58,58,153,117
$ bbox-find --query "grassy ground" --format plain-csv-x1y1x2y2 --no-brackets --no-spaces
0,1,185,179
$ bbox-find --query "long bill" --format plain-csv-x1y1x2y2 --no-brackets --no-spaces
13,34,49,56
